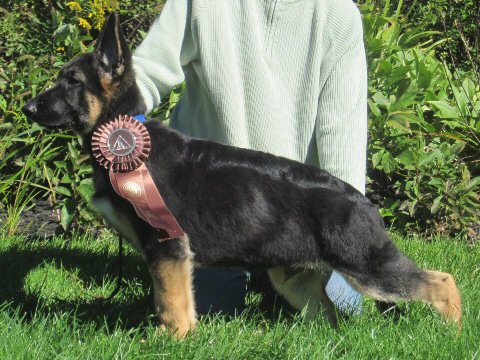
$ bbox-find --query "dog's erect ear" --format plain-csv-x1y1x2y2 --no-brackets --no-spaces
95,12,131,78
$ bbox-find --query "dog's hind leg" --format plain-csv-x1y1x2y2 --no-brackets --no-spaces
268,266,338,326
147,236,196,338
337,240,461,329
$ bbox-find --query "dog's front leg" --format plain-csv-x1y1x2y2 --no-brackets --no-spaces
147,235,196,338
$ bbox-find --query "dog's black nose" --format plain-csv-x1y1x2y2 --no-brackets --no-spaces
23,100,38,117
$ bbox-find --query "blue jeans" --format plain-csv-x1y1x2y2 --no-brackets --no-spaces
193,268,361,315
325,271,362,314
193,268,247,316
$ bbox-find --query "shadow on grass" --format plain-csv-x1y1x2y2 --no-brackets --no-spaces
0,236,297,332
0,239,156,330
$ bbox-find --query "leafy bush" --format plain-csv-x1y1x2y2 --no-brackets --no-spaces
385,0,480,73
361,0,480,239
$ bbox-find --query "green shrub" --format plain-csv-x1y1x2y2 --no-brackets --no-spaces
388,0,479,73
361,0,480,239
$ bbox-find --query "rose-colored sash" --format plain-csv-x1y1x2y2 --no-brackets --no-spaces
109,164,185,240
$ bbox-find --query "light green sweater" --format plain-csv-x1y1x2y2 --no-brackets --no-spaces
132,0,368,194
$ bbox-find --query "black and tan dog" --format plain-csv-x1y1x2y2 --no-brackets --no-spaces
23,14,461,336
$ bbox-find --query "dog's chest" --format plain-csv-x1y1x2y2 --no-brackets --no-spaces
92,196,145,259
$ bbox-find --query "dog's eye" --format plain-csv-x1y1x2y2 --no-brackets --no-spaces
66,72,81,86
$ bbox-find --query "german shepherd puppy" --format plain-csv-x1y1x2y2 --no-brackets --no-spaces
23,14,461,337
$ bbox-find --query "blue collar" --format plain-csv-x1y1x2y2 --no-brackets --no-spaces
133,114,147,123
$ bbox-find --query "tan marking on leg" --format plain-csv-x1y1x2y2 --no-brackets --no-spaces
85,92,102,127
268,266,338,326
417,270,462,330
150,256,196,338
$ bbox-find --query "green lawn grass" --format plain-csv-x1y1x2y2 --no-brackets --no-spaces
0,230,478,359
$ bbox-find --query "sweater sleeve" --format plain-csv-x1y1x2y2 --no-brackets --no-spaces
132,0,197,113
315,8,368,195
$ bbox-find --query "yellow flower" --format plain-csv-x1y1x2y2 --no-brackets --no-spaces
88,0,119,29
78,18,92,30
106,0,119,12
56,47,65,52
66,1,82,12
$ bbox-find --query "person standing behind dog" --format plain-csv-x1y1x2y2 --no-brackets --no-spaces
132,0,367,315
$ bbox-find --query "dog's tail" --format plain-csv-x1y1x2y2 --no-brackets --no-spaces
334,237,461,329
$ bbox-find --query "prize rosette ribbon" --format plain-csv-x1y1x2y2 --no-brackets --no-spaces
91,114,151,173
